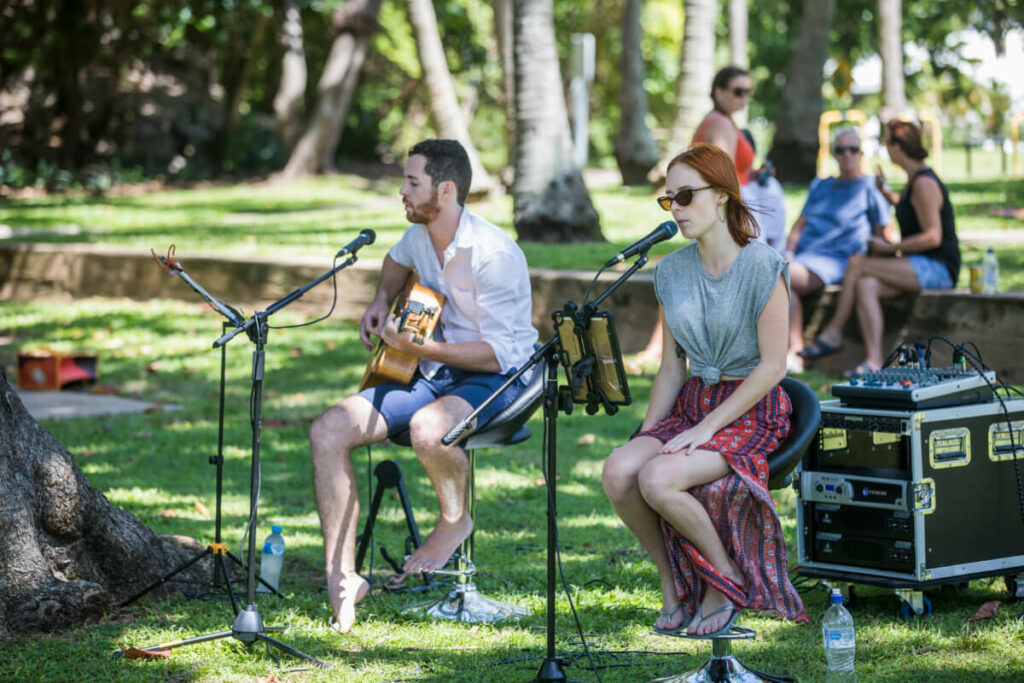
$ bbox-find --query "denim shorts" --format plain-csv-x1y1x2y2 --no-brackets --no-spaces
908,254,953,290
792,251,847,286
357,365,526,439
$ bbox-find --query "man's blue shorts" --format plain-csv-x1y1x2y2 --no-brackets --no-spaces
357,365,528,439
908,254,953,290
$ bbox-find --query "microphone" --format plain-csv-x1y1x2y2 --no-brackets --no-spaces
604,220,678,267
335,229,376,258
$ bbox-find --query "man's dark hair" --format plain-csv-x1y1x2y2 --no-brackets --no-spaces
408,139,472,206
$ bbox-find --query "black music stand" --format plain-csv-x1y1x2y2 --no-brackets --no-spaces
122,248,367,668
443,255,646,683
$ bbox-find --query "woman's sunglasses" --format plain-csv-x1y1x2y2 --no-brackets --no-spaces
834,145,861,155
657,186,712,211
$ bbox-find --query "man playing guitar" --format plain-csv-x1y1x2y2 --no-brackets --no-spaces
310,139,538,633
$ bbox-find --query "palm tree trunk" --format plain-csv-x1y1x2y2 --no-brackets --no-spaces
728,0,749,129
649,0,718,186
512,0,601,242
878,0,907,122
279,0,383,180
613,0,661,185
494,0,516,180
405,0,495,196
767,0,836,183
274,0,307,153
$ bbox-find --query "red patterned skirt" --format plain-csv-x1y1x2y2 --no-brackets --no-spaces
636,377,807,623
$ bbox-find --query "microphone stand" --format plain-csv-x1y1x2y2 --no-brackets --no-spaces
127,249,364,667
444,251,652,683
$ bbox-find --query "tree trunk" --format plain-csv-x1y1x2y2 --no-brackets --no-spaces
613,0,661,185
279,0,383,180
405,0,495,197
512,0,602,243
494,0,516,185
274,0,308,153
766,0,836,183
648,0,718,186
213,14,269,172
0,370,210,637
877,0,907,123
728,0,749,129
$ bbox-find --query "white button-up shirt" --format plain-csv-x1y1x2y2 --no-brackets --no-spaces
388,207,538,379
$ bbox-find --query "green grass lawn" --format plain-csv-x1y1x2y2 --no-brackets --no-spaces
2,172,1023,288
2,298,1023,682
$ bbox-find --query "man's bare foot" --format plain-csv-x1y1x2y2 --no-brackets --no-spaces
402,514,473,573
330,573,370,634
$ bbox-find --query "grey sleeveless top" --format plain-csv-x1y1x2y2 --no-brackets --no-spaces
653,240,790,385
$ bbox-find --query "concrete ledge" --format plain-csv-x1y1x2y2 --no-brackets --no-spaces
801,287,1024,382
3,243,1023,382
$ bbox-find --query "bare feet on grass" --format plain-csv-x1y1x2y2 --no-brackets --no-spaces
330,573,370,634
402,514,473,574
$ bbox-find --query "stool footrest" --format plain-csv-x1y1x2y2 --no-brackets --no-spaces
422,555,476,578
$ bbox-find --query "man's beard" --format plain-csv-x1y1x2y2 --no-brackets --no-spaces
405,188,442,224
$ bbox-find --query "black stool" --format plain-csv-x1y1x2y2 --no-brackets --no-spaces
652,377,819,683
388,358,548,622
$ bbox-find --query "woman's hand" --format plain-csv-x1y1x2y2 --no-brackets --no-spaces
659,422,716,456
868,235,899,257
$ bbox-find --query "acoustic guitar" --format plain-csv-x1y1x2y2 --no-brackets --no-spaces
359,273,446,391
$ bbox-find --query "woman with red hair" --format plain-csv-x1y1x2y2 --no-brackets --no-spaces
602,144,807,637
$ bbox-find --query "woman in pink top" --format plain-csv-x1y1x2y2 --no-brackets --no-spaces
692,66,756,183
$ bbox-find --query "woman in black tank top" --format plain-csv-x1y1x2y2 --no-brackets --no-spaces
797,120,960,377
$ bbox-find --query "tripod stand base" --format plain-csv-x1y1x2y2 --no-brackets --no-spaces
530,656,584,683
404,582,529,623
121,604,329,669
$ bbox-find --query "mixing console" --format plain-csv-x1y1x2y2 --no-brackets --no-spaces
830,365,996,409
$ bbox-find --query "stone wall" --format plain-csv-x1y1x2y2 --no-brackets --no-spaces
3,243,1022,382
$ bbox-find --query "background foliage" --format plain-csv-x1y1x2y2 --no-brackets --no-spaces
1,0,1021,190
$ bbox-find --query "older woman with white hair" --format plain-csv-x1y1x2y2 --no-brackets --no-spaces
784,128,892,373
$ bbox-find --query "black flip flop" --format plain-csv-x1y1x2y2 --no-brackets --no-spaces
798,337,841,360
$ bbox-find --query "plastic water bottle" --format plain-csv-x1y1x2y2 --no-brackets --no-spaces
822,588,856,681
982,246,999,294
257,525,285,593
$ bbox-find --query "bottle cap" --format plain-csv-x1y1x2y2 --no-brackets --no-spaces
271,525,282,533
829,588,843,604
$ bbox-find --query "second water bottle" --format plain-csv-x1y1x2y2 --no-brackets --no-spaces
257,525,285,593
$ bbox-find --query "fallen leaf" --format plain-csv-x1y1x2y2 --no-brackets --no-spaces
147,361,164,373
91,385,120,394
143,403,165,413
577,433,596,445
194,500,210,517
264,420,286,428
119,643,172,659
967,600,1001,623
326,340,337,350
159,509,178,518
288,347,304,358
